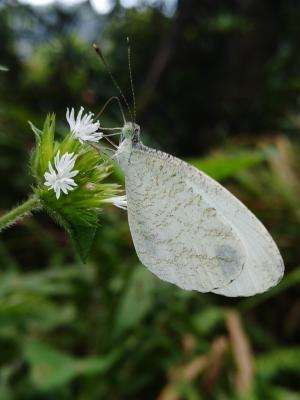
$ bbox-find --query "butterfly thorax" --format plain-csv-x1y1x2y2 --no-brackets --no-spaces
116,122,141,170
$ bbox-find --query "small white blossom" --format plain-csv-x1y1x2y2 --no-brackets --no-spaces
66,107,103,143
44,152,79,199
102,195,127,210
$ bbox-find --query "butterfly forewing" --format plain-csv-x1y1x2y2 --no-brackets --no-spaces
122,145,247,292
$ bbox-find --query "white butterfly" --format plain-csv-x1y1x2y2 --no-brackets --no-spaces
116,122,284,297
92,42,284,296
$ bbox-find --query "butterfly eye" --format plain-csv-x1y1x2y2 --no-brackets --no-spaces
132,128,140,144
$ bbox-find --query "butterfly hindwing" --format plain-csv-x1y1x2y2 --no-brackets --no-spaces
208,188,284,296
175,159,284,296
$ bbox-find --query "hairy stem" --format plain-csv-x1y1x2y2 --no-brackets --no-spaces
0,195,40,232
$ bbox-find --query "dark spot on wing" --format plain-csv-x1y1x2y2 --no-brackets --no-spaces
215,244,242,282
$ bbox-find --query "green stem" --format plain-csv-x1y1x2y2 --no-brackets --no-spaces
0,195,40,232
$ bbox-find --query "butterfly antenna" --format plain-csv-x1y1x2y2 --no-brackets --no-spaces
127,37,136,123
93,43,133,123
95,96,126,124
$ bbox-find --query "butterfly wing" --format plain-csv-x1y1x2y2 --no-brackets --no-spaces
207,180,284,296
179,154,284,297
121,144,283,296
121,144,247,292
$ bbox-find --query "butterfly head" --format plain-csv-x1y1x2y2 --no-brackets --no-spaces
116,122,140,170
121,122,140,144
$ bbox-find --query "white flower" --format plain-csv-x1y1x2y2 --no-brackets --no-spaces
66,107,103,143
102,195,127,210
44,152,79,199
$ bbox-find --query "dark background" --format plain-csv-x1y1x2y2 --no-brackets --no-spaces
0,0,300,399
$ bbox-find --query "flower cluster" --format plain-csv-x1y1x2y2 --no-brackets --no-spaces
37,108,126,209
30,108,126,261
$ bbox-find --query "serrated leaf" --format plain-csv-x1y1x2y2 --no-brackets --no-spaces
29,121,43,178
30,149,40,180
28,121,42,144
39,114,56,176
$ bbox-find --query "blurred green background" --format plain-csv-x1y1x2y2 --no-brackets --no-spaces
1,0,300,399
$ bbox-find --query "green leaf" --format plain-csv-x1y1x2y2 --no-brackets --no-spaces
256,347,300,380
24,340,78,390
39,113,56,176
113,267,156,338
189,149,268,181
42,204,98,262
28,121,42,144
191,307,224,335
76,351,122,376
24,340,121,391
267,386,300,400
0,383,11,400
68,221,97,263
29,121,43,178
